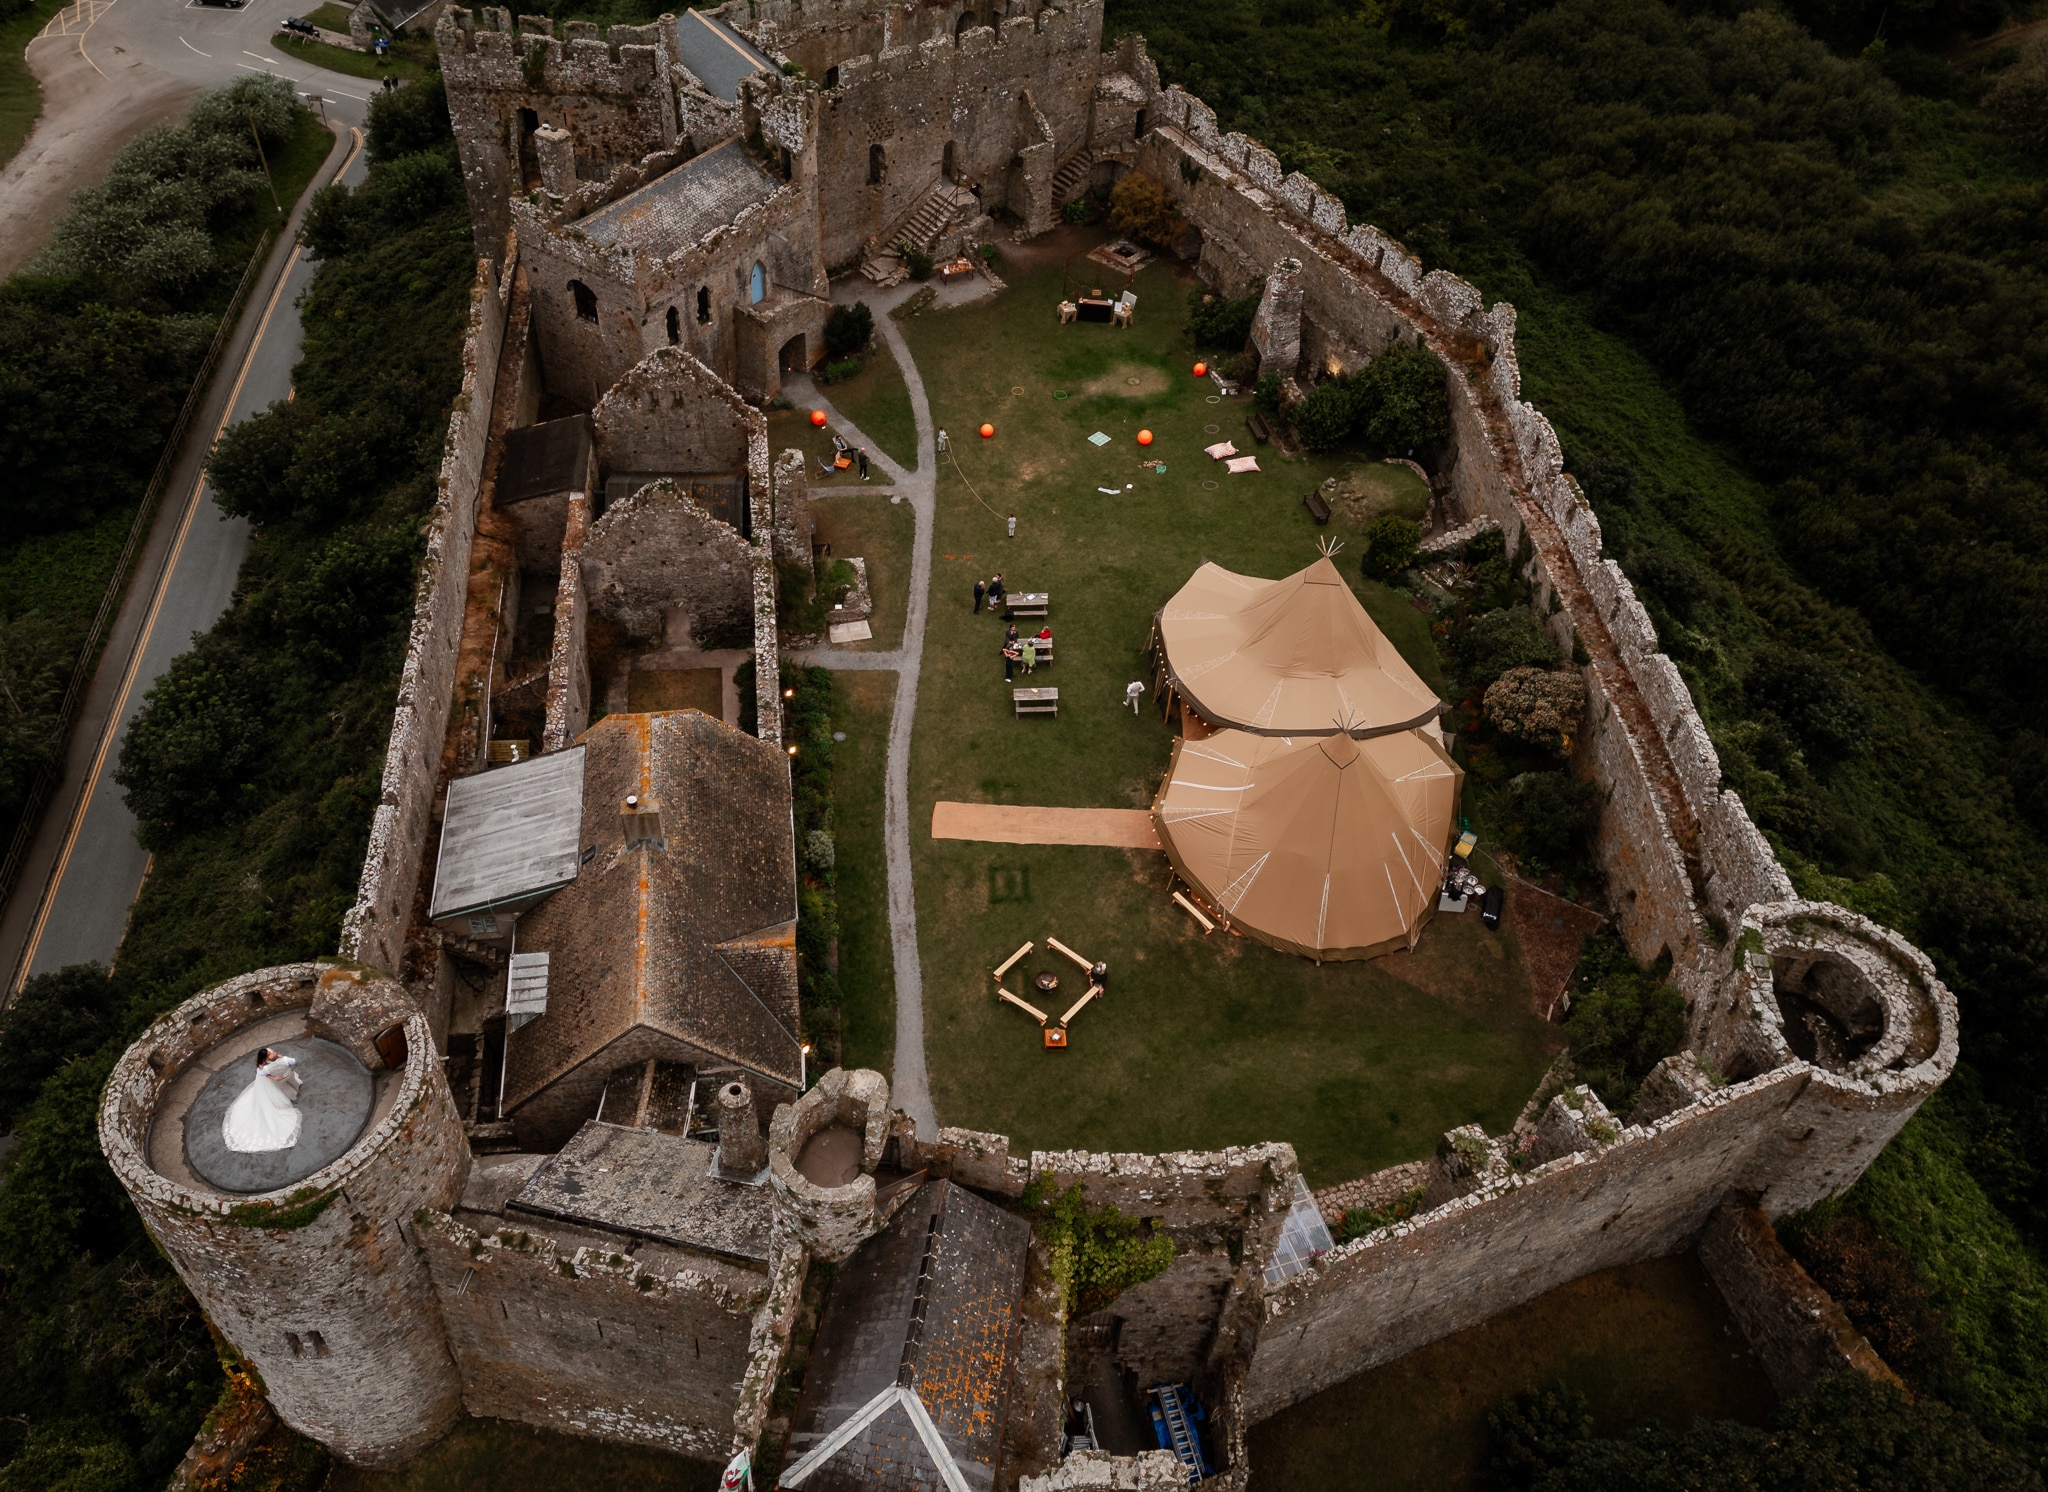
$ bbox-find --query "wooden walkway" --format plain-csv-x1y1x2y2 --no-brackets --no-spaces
931,802,1160,849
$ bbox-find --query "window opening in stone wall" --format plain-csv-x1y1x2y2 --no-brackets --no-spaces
1135,107,1148,140
308,1330,331,1358
285,1332,302,1358
943,139,957,181
956,9,975,36
869,142,886,185
824,65,838,88
667,306,681,345
749,261,766,304
780,146,792,180
570,279,598,322
697,286,712,324
517,107,542,192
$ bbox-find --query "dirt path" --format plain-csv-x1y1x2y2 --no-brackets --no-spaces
931,802,1161,849
0,5,200,275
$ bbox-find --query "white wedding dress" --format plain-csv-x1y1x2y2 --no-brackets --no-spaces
222,1056,303,1153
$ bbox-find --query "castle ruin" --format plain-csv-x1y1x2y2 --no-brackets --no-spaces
100,3,1957,1486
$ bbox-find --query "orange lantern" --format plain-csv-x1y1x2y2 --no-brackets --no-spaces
1137,429,1154,446
1192,361,1208,378
809,409,828,427
980,423,995,438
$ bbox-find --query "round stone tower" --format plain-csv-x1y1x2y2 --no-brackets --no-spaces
99,962,469,1467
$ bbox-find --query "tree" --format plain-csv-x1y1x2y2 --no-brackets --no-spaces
1455,607,1559,686
114,639,266,849
1500,769,1600,876
0,613,68,827
1485,665,1585,754
0,966,120,1131
366,74,452,163
1108,171,1182,250
1186,289,1259,349
1355,343,1451,454
1292,377,1358,450
824,300,874,360
1360,514,1421,582
1986,36,2048,154
1559,930,1685,1111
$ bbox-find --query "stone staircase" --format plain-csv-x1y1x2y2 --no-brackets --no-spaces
1051,150,1094,209
859,181,979,284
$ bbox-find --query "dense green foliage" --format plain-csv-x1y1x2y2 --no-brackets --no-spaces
1558,932,1686,1111
1359,512,1421,581
824,299,874,360
1021,1179,1177,1316
1111,0,2048,1451
1185,287,1259,350
1290,342,1452,454
0,80,472,1489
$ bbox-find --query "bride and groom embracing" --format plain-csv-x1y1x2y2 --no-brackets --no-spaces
223,1047,305,1153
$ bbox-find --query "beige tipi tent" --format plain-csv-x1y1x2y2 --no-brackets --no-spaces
1154,554,1441,736
1151,726,1461,961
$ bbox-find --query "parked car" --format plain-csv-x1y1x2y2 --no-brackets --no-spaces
279,15,319,35
193,0,246,9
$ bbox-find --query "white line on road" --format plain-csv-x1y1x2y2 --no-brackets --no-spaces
179,35,210,54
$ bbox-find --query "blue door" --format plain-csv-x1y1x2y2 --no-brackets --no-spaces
749,262,766,304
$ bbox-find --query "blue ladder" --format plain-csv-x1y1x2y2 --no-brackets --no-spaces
1148,1384,1212,1481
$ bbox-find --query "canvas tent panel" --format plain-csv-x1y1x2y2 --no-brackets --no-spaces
430,747,587,922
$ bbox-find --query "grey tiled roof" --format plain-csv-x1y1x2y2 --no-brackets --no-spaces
573,140,779,258
674,9,775,102
509,1120,773,1264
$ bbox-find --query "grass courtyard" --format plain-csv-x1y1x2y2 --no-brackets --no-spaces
812,232,1563,1184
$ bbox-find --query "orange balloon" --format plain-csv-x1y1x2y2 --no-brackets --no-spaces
1137,429,1154,446
809,409,828,427
1192,361,1208,378
980,423,995,438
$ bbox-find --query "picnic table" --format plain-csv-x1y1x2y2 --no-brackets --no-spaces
1007,592,1050,618
1014,687,1059,717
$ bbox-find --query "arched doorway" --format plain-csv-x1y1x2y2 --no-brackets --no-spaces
779,334,807,373
697,286,712,323
868,143,886,185
749,262,766,305
943,140,957,182
955,9,975,37
666,305,681,345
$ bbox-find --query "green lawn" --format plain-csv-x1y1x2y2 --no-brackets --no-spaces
303,1,355,30
0,0,67,170
831,669,897,1073
880,243,1558,1183
819,331,917,472
810,490,912,651
273,33,434,84
327,1419,721,1492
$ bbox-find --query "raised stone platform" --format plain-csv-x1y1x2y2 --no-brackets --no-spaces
182,1037,374,1195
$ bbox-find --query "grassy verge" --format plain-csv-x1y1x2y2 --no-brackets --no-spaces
272,33,434,84
822,331,917,472
809,492,913,651
832,670,897,1072
0,0,65,171
302,1,355,30
888,240,1556,1180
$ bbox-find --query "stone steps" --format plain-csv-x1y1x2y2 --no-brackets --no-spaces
1051,150,1093,208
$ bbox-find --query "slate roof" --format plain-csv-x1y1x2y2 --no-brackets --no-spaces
573,139,780,259
781,1181,1031,1492
502,711,801,1111
508,1120,773,1264
674,9,776,102
497,415,591,507
430,747,587,923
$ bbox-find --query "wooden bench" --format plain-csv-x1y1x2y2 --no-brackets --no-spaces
1014,687,1059,717
1246,411,1271,444
1303,490,1333,526
1007,592,1051,619
1017,638,1054,668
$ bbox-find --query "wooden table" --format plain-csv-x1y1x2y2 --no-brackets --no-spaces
1008,592,1050,618
1014,687,1059,717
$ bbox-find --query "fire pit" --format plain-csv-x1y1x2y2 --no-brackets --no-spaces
1034,970,1060,997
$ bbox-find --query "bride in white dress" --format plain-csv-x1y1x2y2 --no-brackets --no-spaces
222,1047,304,1153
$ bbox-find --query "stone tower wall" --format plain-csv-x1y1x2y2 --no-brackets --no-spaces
99,966,470,1467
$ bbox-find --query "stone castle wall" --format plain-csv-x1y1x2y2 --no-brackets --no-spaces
99,967,471,1466
417,1208,765,1458
541,492,591,751
340,258,508,977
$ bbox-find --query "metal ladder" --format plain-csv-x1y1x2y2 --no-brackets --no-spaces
1149,1385,1210,1481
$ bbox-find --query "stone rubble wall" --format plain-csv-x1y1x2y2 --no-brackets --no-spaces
99,967,470,1467
730,1235,810,1458
1311,1159,1433,1229
1098,1247,1236,1386
541,492,591,751
1027,1143,1298,1232
1695,1203,1901,1399
340,258,508,976
417,1208,764,1459
1019,1449,1190,1491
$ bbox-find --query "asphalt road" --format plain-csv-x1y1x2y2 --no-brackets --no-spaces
0,11,383,989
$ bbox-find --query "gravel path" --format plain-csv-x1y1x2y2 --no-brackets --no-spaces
782,289,938,1137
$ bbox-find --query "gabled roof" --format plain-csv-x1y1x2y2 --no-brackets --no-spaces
674,8,776,102
509,1120,773,1264
502,711,801,1109
573,139,779,258
1156,554,1442,736
1152,726,1460,961
781,1181,1030,1492
430,747,586,923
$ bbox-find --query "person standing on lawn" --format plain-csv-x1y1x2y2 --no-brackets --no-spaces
988,572,1006,609
1022,637,1037,674
1004,640,1022,682
858,447,870,481
974,578,986,613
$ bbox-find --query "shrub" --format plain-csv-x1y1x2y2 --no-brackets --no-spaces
1107,171,1182,249
823,300,873,360
1487,1386,1593,1492
1359,514,1421,582
1023,1180,1176,1316
1499,770,1599,875
1986,35,2048,152
1484,666,1585,754
1454,607,1558,686
1252,372,1284,414
1338,1185,1426,1240
1354,343,1450,454
1292,377,1358,451
1779,1214,1957,1392
1185,289,1258,349
365,74,450,164
817,355,861,384
903,248,934,281
1559,931,1685,1111
1219,349,1257,384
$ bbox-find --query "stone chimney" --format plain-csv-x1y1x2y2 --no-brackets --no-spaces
1250,257,1304,382
715,1077,767,1178
533,124,577,198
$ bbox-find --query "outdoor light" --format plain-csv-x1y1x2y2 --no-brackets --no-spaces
784,687,796,698
787,745,800,756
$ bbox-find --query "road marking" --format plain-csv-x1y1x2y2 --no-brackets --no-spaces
180,35,210,54
12,127,366,993
330,87,367,100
